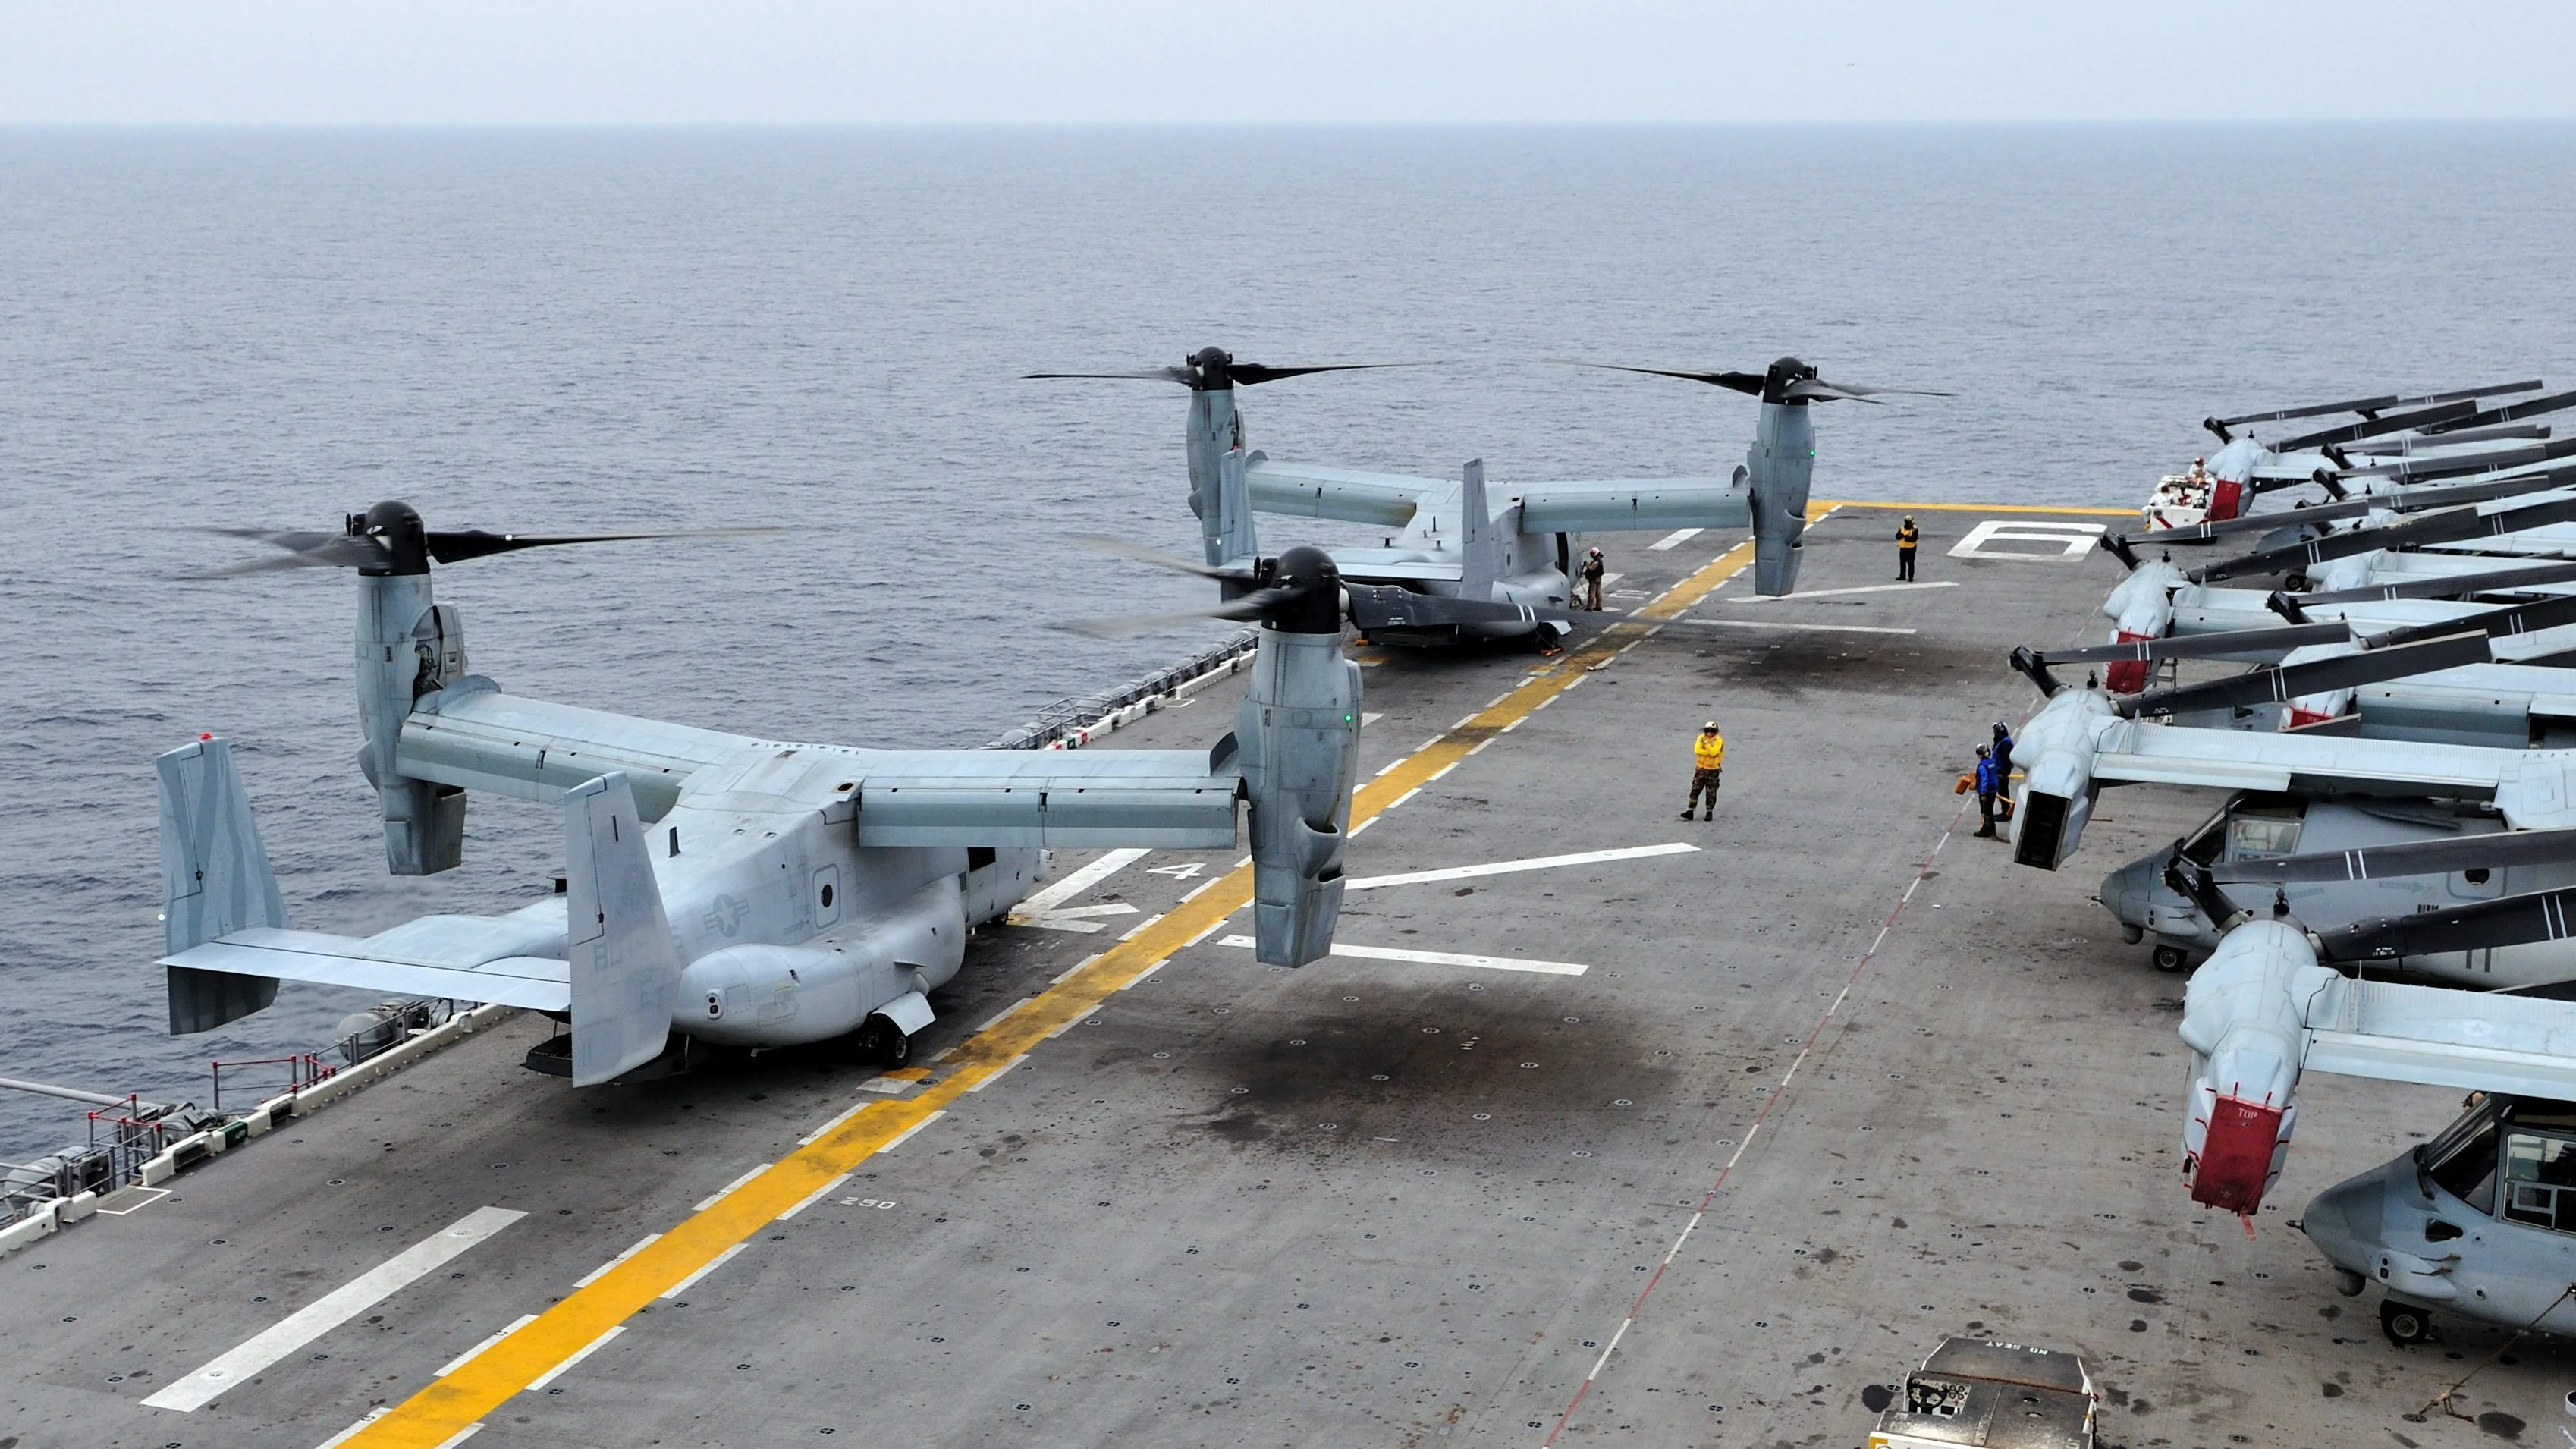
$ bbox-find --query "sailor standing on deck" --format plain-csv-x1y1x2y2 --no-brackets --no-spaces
1971,744,2004,838
1579,546,1607,610
1990,721,2015,825
1896,516,1920,581
1682,721,1724,821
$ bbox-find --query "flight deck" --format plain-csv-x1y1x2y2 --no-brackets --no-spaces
5,504,2551,1447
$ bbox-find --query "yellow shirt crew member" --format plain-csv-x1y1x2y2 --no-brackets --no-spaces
1685,721,1724,820
1896,515,1921,581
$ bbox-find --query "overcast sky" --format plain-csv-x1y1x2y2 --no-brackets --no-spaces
5,2,2573,125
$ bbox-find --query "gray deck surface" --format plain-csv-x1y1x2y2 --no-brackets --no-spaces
3,503,2549,1449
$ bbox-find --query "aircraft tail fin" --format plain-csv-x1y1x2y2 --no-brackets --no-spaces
158,736,287,1033
1456,458,1498,598
564,772,681,1086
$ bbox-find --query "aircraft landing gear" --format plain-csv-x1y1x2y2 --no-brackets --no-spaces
2379,1297,2435,1347
857,1014,914,1070
2151,944,2189,973
1533,624,1565,657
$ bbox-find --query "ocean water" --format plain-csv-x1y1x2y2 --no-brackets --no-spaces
5,123,2574,1159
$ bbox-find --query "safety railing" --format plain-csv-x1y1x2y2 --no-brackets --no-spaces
209,1054,338,1114
987,630,1259,750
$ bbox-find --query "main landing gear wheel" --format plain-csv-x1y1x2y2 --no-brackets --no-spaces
2151,944,2188,973
2379,1298,2434,1347
857,1014,913,1070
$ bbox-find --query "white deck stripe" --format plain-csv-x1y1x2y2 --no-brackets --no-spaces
433,1313,539,1377
1010,848,1151,918
524,1325,624,1388
572,1234,661,1288
1216,935,1587,976
1726,580,1956,603
778,1174,853,1220
1345,842,1698,891
693,1164,767,1212
428,1425,485,1449
1647,527,1703,551
874,1108,945,1155
143,1205,525,1411
313,1407,390,1449
1662,618,1919,636
658,1245,746,1300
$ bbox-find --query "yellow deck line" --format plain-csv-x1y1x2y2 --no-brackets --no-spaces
343,538,1766,1447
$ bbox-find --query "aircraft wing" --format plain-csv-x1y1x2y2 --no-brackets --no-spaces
2300,977,2576,1099
853,747,1242,849
162,923,571,1011
1244,459,1431,529
1324,548,1467,584
2091,716,2509,795
397,678,766,822
1516,477,1753,533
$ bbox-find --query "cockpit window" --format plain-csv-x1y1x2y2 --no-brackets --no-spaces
2428,1117,2500,1213
2182,807,2229,866
2500,1132,2576,1231
2226,813,2304,861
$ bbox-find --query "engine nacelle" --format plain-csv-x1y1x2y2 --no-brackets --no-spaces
1234,620,1362,966
2009,687,2117,870
2176,919,2333,1215
2099,558,2185,693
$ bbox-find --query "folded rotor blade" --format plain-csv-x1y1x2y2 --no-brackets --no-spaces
2212,827,2576,885
2342,423,2556,460
185,527,391,578
2160,460,2576,545
1545,360,1765,396
424,526,781,566
2424,388,2576,437
2192,488,2576,584
2030,620,2352,665
2119,632,2496,719
2321,885,2576,963
2213,380,2543,430
2361,587,2576,650
2298,558,2576,605
1343,583,1576,632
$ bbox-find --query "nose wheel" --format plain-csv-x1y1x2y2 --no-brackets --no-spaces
2151,944,2189,973
2378,1297,2435,1347
856,1014,914,1069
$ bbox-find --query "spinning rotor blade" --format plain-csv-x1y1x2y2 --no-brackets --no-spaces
424,526,779,565
2212,826,2576,886
2322,884,2576,963
1547,360,1765,395
1025,354,1433,390
187,527,390,577
2027,620,2352,666
2298,558,2576,605
1780,378,1951,403
2211,380,2543,431
1069,534,1258,582
2192,483,2576,584
2119,632,2496,719
1059,585,1309,638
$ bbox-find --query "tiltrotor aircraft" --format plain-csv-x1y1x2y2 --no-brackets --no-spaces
2144,844,2576,1347
1031,348,1941,646
2141,378,2574,529
163,503,1365,1086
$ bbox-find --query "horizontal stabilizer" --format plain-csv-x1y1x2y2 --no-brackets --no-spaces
163,928,570,1011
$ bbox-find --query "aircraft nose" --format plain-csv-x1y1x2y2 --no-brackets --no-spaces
2301,1168,2389,1287
2100,863,2150,939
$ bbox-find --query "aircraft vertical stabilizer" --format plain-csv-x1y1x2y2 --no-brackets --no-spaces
159,735,287,1033
564,772,682,1086
1456,458,1498,599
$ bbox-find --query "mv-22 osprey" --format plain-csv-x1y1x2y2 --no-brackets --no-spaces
161,503,1366,1086
1032,349,1943,647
